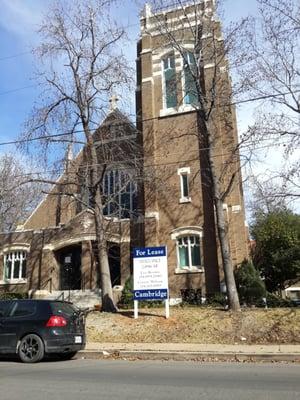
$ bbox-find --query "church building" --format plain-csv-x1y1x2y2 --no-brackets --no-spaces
0,1,249,305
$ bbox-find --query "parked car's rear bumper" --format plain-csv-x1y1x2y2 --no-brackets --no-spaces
44,334,85,353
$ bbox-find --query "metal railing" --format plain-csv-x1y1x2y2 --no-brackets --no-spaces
55,291,65,301
40,277,53,293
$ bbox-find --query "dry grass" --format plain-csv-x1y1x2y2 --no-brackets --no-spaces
86,307,300,344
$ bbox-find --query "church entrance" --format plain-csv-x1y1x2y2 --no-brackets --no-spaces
56,245,82,290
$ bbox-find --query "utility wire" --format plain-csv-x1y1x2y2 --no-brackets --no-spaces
0,85,299,147
0,84,38,96
8,139,294,181
0,51,31,61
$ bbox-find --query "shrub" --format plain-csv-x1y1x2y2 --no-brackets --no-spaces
235,259,266,306
206,292,227,307
0,292,28,300
181,289,203,305
118,275,133,308
265,292,296,308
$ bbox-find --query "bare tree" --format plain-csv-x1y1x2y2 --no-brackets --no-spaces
237,0,300,204
0,154,41,232
140,0,252,311
22,0,135,312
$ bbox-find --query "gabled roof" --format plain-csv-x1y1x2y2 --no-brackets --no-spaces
93,108,137,144
22,107,137,231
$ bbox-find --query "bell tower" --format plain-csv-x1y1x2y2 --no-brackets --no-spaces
136,1,249,299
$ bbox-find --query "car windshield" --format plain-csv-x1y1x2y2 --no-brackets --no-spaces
51,302,78,317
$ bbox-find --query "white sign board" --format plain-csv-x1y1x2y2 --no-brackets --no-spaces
133,246,169,318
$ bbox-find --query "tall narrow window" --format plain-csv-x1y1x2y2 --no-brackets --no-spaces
181,173,189,199
163,54,177,108
183,52,198,105
178,167,191,202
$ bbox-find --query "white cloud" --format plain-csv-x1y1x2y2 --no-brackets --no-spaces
0,0,44,40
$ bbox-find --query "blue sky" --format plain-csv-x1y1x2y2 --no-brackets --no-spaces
0,0,258,147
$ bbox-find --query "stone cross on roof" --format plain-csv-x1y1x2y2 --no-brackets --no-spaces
109,94,119,111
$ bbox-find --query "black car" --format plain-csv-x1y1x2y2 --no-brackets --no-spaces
0,299,85,363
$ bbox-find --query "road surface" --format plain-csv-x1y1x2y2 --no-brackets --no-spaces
0,358,299,399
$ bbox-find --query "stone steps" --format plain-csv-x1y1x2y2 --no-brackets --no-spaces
32,289,102,309
32,287,123,309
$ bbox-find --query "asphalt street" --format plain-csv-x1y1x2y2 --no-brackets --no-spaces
0,359,300,400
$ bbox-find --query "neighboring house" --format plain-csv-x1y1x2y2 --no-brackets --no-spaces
285,285,300,302
0,1,249,303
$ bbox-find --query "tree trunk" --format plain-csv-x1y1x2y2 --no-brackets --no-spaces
84,126,118,313
197,112,241,311
214,197,241,311
94,185,118,312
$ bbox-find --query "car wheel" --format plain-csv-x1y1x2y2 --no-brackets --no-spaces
57,351,78,360
18,334,45,363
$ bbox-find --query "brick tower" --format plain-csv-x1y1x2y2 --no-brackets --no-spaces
136,1,249,301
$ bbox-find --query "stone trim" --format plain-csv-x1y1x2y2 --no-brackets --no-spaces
0,279,27,285
142,77,154,84
204,63,216,69
0,244,30,256
145,211,160,221
43,234,130,251
159,104,197,118
170,226,203,240
174,267,204,274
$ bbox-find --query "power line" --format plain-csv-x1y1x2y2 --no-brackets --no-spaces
231,90,300,106
0,133,71,147
0,85,37,96
0,51,31,61
7,139,294,181
0,85,299,147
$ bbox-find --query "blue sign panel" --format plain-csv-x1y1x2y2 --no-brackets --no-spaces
133,246,166,258
133,289,168,301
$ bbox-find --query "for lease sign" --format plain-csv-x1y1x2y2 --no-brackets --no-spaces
133,246,168,301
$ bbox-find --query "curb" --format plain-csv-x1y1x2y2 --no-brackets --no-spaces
79,349,300,362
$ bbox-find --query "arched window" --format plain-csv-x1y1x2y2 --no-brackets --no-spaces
171,227,203,272
162,53,177,109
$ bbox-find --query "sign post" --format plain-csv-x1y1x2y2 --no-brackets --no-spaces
133,246,169,319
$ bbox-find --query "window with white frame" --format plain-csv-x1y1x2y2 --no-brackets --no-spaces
162,54,177,109
177,235,201,270
183,51,198,106
171,227,203,272
3,251,27,282
178,167,191,202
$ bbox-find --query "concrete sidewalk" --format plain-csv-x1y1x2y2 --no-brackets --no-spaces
80,342,300,362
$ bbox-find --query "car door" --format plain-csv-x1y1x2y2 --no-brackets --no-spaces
2,301,37,352
0,301,13,352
